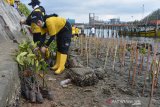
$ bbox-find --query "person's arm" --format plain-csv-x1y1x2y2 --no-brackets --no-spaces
45,36,55,47
38,35,46,47
25,14,32,26
39,36,55,54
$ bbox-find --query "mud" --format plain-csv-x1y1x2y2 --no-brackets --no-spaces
20,40,160,107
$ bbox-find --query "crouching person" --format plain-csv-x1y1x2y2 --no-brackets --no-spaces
33,13,72,75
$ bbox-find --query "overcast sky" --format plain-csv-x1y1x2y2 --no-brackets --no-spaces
21,0,160,23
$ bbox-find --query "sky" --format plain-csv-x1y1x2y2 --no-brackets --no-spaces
20,0,160,23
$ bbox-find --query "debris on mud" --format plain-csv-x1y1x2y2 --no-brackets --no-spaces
67,67,99,86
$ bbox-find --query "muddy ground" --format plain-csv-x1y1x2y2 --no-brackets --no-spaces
20,42,160,107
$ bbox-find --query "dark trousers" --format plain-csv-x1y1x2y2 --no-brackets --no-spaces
57,21,72,54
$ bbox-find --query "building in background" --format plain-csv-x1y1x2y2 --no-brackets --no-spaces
109,18,120,24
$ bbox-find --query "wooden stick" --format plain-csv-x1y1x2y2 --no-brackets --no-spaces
119,39,123,74
148,44,158,107
122,40,126,66
139,54,144,75
128,42,134,82
88,37,91,58
155,56,160,88
132,43,138,88
104,41,110,69
80,34,83,56
142,45,150,95
95,38,98,58
112,45,118,71
85,37,89,67
121,40,126,75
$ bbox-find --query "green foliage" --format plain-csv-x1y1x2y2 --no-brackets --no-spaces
39,59,48,72
18,39,37,54
49,41,57,52
18,3,30,16
16,40,37,70
127,47,131,52
139,47,147,55
16,40,49,73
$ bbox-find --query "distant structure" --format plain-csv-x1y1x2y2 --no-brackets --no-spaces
141,9,160,26
109,18,120,24
89,13,95,26
89,13,105,26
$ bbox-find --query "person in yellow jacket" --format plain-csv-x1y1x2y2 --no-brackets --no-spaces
75,27,79,37
10,0,14,6
20,0,46,43
32,13,72,75
72,25,76,37
5,0,15,6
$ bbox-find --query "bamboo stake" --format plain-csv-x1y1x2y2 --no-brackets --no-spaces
148,44,158,107
132,43,138,88
95,37,98,58
119,39,123,73
111,39,115,61
112,45,118,71
121,40,126,75
128,42,134,82
104,41,110,69
85,37,89,67
88,37,91,58
80,34,83,56
139,54,144,75
142,45,150,95
154,56,160,88
122,40,126,66
138,42,147,75
93,36,96,52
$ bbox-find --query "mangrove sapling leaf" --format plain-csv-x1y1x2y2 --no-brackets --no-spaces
127,47,131,52
49,41,57,52
26,53,36,66
35,60,40,73
139,47,147,55
18,41,29,52
29,41,37,50
16,52,28,65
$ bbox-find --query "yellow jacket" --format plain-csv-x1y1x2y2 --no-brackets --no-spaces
72,27,76,35
10,0,14,5
75,27,79,34
6,0,14,5
45,17,66,36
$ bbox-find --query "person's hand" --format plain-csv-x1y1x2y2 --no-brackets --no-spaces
34,47,39,52
20,19,25,25
41,46,47,54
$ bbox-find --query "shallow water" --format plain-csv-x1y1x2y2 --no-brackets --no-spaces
84,28,160,43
